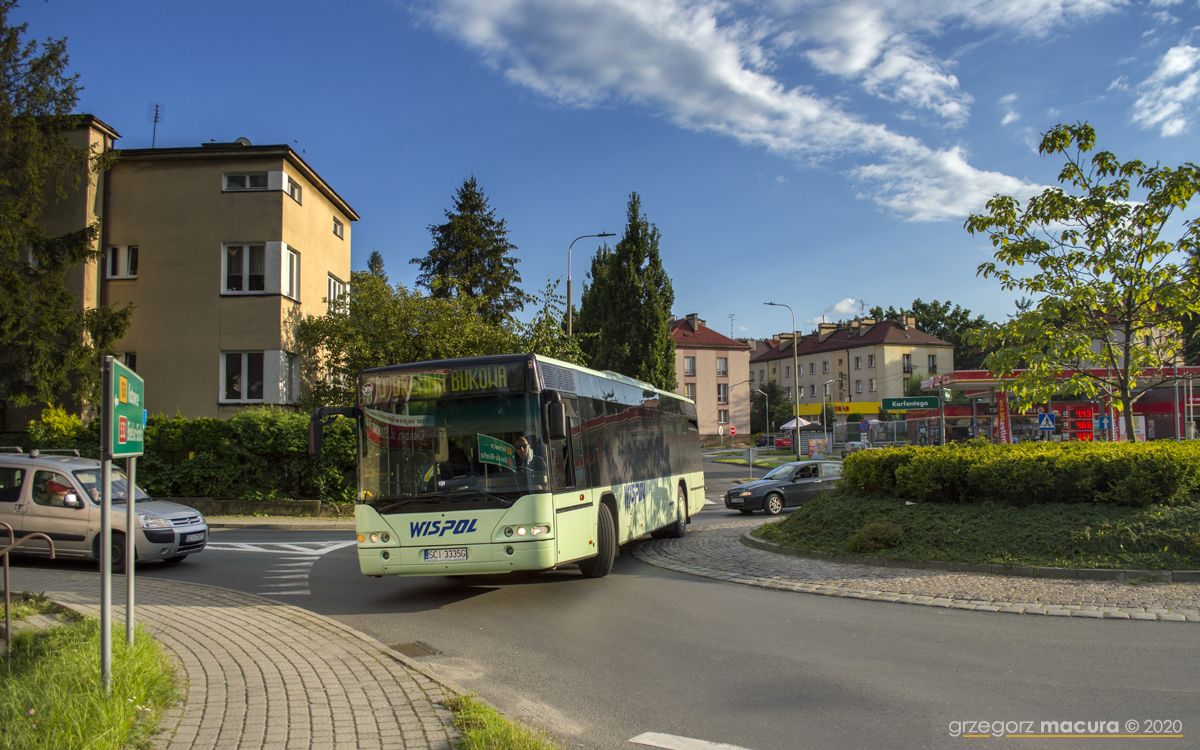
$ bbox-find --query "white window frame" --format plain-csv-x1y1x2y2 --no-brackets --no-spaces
223,243,268,294
785,365,791,379
333,217,344,239
869,378,876,392
809,362,815,375
868,354,876,368
684,356,696,377
223,173,269,191
287,176,303,204
685,383,696,399
854,356,861,370
107,245,138,279
928,354,938,373
327,274,347,313
903,353,912,373
221,351,266,403
716,357,728,377
284,247,300,300
810,384,816,397
855,380,862,394
822,361,829,374
283,352,298,404
717,409,729,424
759,369,765,381
717,383,729,405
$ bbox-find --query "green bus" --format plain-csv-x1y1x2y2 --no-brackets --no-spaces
309,354,705,578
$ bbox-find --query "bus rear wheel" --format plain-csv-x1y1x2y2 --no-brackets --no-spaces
579,503,616,579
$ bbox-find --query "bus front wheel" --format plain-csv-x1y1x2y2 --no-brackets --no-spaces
664,486,687,539
579,503,616,579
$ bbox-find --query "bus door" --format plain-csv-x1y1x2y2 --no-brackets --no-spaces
550,398,594,564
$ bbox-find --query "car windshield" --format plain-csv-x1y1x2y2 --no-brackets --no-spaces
762,464,799,481
73,468,150,504
357,363,546,512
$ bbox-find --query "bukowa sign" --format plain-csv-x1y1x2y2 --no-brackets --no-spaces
107,358,145,459
882,396,939,410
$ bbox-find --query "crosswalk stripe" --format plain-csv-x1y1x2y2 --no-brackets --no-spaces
628,732,755,750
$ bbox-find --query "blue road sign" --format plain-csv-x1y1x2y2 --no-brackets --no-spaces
1097,415,1112,431
859,420,870,432
1038,413,1056,431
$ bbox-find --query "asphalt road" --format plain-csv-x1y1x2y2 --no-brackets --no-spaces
25,455,1200,749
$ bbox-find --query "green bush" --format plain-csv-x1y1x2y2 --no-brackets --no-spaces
16,407,356,503
845,440,1200,508
847,519,904,553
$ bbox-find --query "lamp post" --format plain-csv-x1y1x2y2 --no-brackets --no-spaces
822,379,836,457
765,302,800,459
566,233,615,337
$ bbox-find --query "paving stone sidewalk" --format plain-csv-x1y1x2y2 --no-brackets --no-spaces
10,568,459,750
633,519,1200,622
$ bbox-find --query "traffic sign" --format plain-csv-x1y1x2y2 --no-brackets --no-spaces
106,358,144,459
882,396,939,410
730,426,736,436
1038,413,1056,431
859,420,870,432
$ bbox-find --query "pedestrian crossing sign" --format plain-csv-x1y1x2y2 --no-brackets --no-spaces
1038,413,1056,430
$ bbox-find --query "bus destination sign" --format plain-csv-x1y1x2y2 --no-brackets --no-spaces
361,362,527,406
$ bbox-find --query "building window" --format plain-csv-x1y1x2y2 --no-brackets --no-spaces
717,410,729,424
287,177,302,204
685,383,696,399
809,362,815,375
684,356,696,377
855,380,862,393
717,383,728,404
749,371,755,381
224,173,268,191
107,246,138,279
928,354,938,374
333,217,344,239
823,382,829,396
222,352,264,402
903,353,912,373
717,357,728,377
822,361,829,374
760,369,765,381
122,352,137,372
224,244,266,292
785,365,791,379
327,275,347,313
810,384,816,397
284,353,297,404
869,378,876,392
284,247,300,300
868,354,875,368
785,387,791,399
854,356,861,370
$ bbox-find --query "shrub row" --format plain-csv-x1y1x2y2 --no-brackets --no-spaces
842,440,1200,507
3,407,356,503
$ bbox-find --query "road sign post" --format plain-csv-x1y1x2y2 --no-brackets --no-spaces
101,357,145,693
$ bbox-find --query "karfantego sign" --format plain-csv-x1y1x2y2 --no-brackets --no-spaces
100,356,146,692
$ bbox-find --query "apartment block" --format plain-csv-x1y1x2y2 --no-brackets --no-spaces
672,314,751,442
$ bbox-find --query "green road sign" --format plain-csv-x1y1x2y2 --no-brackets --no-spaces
108,358,145,458
477,434,515,471
882,396,939,410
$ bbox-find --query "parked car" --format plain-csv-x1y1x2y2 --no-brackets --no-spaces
724,460,843,515
0,448,209,566
840,441,871,459
755,435,770,448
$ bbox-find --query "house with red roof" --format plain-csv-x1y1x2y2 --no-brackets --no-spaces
671,314,751,443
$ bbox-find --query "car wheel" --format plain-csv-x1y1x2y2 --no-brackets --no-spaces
163,555,188,565
104,533,127,570
664,486,687,538
579,503,616,578
763,493,784,515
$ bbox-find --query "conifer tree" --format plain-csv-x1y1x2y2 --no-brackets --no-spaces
411,176,528,325
576,192,676,390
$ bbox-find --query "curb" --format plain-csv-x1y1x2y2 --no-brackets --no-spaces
739,531,1200,583
206,519,355,530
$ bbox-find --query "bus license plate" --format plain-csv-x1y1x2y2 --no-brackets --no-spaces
424,548,467,562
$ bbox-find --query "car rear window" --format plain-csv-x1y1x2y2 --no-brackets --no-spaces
821,463,843,477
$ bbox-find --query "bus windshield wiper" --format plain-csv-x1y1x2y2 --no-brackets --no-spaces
441,489,513,506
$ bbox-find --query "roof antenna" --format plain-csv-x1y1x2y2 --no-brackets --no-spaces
728,313,735,338
148,103,163,148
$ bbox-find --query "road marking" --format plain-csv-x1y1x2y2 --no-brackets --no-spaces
206,541,355,555
628,733,755,750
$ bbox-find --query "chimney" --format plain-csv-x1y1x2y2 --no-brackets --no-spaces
859,318,876,335
818,323,837,342
850,320,860,336
686,313,701,331
903,316,918,330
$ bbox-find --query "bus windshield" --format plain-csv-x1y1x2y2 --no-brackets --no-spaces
360,392,548,513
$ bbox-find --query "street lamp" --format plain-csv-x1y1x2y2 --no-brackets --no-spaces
822,379,836,455
765,302,800,459
566,233,615,337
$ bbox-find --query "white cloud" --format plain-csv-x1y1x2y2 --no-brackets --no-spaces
1132,44,1200,136
1001,111,1020,124
1148,0,1182,6
774,175,789,184
416,0,1100,219
1108,76,1129,91
999,92,1019,123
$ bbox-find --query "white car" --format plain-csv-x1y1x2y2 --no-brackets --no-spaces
0,448,209,567
840,441,872,459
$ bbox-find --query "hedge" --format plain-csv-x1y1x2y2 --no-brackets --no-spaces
4,407,356,503
842,440,1200,508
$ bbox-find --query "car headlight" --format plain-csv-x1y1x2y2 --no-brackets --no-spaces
740,491,753,497
139,514,171,529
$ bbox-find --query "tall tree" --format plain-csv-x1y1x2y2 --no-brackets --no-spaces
410,176,528,324
749,380,791,433
511,278,587,366
366,250,385,278
0,1,131,411
965,123,1200,441
576,193,677,390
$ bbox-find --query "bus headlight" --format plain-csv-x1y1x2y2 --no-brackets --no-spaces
504,527,514,537
369,533,379,543
516,527,527,536
531,525,550,535
381,533,390,543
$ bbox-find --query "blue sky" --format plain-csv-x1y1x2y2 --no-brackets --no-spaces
14,0,1200,338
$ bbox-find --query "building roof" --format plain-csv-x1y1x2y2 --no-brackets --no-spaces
671,315,751,350
115,142,360,221
750,319,952,363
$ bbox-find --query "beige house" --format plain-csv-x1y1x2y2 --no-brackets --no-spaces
671,314,751,443
13,117,359,424
750,318,954,417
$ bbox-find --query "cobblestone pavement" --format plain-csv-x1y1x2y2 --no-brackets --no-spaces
11,568,459,750
632,519,1200,622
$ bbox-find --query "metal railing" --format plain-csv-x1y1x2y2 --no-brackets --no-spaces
0,521,55,655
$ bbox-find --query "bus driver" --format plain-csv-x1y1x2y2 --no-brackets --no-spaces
513,437,547,474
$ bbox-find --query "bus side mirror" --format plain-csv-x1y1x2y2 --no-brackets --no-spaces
308,419,323,459
309,407,358,459
547,402,568,441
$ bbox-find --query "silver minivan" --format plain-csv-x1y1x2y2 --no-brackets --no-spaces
0,449,208,566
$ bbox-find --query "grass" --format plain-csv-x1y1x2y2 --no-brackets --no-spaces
0,615,178,749
754,489,1200,571
445,695,565,750
0,592,65,623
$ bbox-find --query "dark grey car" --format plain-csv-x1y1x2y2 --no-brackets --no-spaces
724,460,843,515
